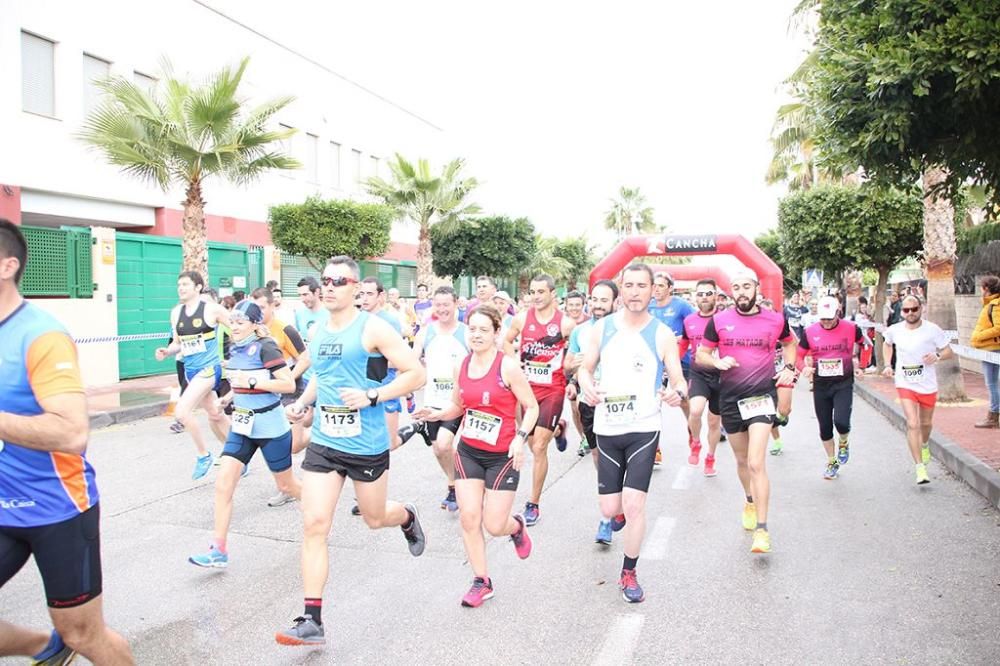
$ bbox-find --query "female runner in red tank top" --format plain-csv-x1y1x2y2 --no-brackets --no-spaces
416,305,540,608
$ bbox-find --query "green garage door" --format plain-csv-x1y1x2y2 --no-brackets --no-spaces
116,232,249,379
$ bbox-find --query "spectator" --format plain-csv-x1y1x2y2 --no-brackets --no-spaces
971,276,1000,429
784,291,809,341
221,295,236,310
232,290,246,303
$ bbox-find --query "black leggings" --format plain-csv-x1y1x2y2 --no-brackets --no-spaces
813,380,854,442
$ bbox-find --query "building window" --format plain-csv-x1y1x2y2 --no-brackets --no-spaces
82,54,110,115
278,123,295,174
352,149,362,190
329,141,341,188
304,133,318,182
22,31,56,117
134,71,157,96
370,155,380,179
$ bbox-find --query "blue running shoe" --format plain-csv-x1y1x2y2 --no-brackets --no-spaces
611,513,626,532
595,520,612,545
837,442,850,465
241,463,250,478
619,568,645,603
192,453,213,480
823,462,839,480
30,630,75,666
440,488,458,512
189,544,228,568
554,419,568,452
523,502,540,526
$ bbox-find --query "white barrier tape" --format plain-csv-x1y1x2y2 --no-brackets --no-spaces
73,332,171,345
854,321,959,338
950,344,1000,365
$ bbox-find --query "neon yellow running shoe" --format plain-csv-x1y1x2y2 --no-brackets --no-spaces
741,502,757,531
915,463,930,485
921,446,931,464
750,528,771,553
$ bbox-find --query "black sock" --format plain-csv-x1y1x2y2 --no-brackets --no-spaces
746,495,753,503
448,485,455,493
757,521,768,531
305,598,322,625
402,507,414,530
623,555,639,571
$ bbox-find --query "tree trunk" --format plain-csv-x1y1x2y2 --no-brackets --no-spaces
874,265,890,371
922,166,966,401
181,179,208,276
416,214,434,287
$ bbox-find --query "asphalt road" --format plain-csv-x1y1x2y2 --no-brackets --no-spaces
3,385,999,665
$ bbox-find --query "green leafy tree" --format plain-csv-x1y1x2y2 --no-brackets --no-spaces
79,57,299,275
754,229,803,293
429,216,535,280
268,197,393,268
778,184,923,367
552,237,595,290
517,235,572,296
604,187,655,239
366,154,481,285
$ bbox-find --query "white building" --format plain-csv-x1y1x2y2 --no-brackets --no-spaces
0,0,445,384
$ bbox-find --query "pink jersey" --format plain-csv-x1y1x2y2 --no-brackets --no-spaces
798,319,866,384
701,308,793,400
681,312,719,381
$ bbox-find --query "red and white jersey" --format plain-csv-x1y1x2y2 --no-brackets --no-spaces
519,308,567,394
458,352,518,453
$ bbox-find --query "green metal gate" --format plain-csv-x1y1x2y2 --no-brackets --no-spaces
116,232,250,379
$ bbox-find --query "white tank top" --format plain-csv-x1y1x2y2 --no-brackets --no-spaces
423,322,469,408
593,314,665,436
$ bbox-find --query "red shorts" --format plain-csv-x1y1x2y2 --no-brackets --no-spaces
897,388,937,409
531,388,565,433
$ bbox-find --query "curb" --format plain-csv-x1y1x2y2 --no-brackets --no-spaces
854,382,1000,510
88,400,168,430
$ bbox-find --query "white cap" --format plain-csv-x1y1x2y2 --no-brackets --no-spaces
731,268,759,284
817,296,840,319
494,290,513,303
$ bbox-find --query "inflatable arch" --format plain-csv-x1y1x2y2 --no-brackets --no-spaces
589,234,783,307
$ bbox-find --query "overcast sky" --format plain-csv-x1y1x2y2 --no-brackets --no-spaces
205,0,811,253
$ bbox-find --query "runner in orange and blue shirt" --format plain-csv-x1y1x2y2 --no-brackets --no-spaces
0,218,134,664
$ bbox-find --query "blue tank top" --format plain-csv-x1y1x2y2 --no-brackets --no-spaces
374,309,403,386
309,311,389,455
227,336,290,439
176,300,219,372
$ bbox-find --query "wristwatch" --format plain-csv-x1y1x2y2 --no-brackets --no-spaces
248,376,257,390
516,429,529,439
784,363,796,371
366,388,380,407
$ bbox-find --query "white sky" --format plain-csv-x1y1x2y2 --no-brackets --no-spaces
205,0,811,254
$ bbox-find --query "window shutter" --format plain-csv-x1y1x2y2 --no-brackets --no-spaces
22,32,55,116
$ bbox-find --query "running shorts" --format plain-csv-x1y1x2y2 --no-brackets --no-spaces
427,417,462,442
302,444,390,482
455,441,519,491
688,373,721,416
897,388,937,409
531,389,565,433
223,429,293,472
596,431,659,495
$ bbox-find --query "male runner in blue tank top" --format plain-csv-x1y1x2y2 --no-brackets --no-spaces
155,271,231,480
275,256,427,647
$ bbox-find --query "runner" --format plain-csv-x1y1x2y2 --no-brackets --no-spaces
0,218,134,664
401,286,470,511
696,269,797,554
189,300,302,567
413,283,433,331
565,290,589,325
881,295,954,484
503,274,575,526
271,287,297,325
678,278,723,477
784,291,808,342
563,280,623,545
275,256,427,646
359,278,406,451
798,296,868,480
759,298,795,456
416,304,537,607
289,277,328,460
154,271,231,479
648,272,696,465
466,275,498,312
577,263,686,602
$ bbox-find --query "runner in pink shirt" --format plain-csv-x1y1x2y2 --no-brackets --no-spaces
798,296,868,480
696,269,797,555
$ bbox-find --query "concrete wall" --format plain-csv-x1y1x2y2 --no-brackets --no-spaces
956,289,989,374
27,226,119,387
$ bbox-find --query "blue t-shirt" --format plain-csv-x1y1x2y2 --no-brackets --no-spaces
227,336,290,439
648,297,696,365
295,306,329,382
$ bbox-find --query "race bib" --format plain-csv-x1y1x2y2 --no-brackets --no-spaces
773,356,784,374
428,377,454,406
318,405,362,438
463,409,502,446
901,364,924,383
524,361,553,385
602,394,637,425
738,395,776,420
817,358,844,377
231,407,255,436
180,336,206,355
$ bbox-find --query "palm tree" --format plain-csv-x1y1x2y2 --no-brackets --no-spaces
517,235,572,296
604,187,655,239
367,155,481,285
922,166,967,401
79,57,299,274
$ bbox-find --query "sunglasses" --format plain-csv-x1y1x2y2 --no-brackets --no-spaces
321,276,358,288
901,306,920,313
695,291,716,297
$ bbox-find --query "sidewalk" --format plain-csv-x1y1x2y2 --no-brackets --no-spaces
855,368,1000,509
87,374,177,429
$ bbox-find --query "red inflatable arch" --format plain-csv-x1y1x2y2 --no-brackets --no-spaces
589,234,783,307
646,264,733,296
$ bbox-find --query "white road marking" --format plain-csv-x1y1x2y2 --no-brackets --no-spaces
593,614,645,666
671,465,696,490
640,516,676,560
